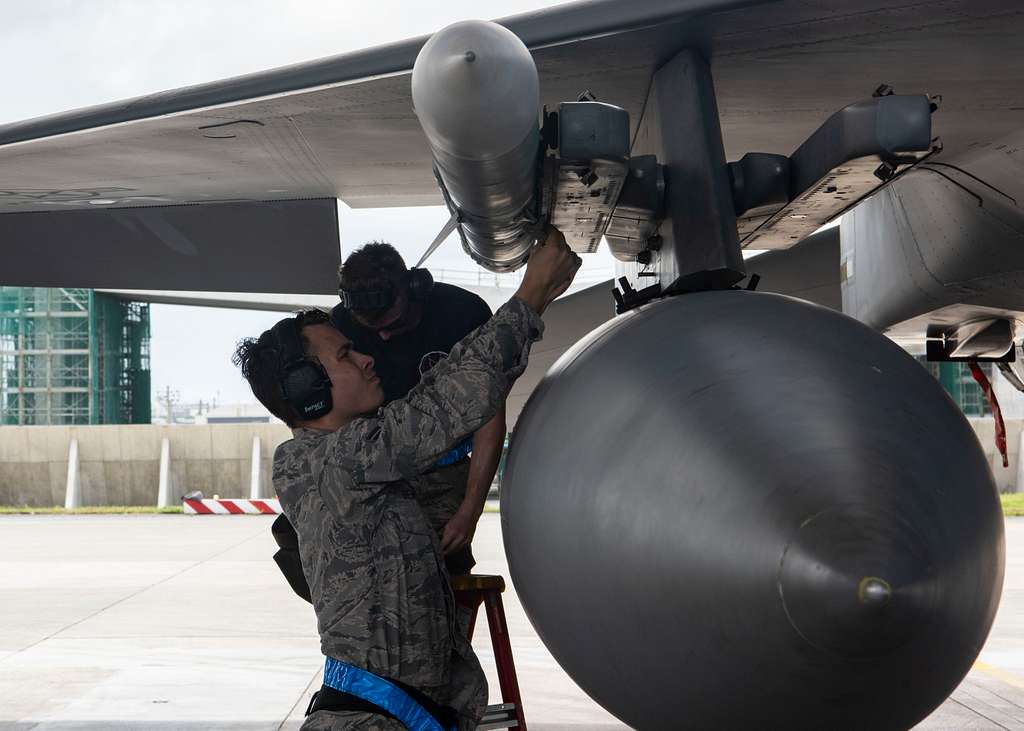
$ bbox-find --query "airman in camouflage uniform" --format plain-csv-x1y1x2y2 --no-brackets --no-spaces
235,226,580,730
274,298,543,729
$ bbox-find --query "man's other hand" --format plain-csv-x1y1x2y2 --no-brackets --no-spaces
514,226,582,316
440,503,482,555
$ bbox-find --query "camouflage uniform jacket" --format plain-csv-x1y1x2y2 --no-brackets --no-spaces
273,298,543,728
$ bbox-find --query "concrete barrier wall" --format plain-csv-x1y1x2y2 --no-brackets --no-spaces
0,424,291,507
0,416,1021,507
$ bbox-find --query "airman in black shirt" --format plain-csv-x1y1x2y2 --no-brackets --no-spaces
332,243,505,576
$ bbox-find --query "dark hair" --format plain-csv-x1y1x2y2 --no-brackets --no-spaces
232,309,330,427
338,241,407,319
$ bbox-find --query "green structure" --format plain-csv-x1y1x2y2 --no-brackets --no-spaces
0,288,151,425
918,358,992,417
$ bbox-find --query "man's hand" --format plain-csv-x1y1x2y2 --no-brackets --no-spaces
515,226,582,316
440,503,482,555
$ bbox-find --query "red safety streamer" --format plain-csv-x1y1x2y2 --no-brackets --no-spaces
969,361,1009,468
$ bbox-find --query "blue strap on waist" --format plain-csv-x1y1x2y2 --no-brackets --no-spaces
433,437,473,468
322,656,452,731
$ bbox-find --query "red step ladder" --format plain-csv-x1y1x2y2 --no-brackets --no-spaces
451,574,527,730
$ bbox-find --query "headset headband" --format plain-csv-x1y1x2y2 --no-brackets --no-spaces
339,268,433,312
271,317,333,421
271,319,306,375
339,286,395,311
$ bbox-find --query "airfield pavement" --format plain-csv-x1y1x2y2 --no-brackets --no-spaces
1,512,1023,730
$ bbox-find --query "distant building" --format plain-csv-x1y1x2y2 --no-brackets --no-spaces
150,399,199,425
0,287,151,425
195,403,278,425
912,357,1024,419
917,358,994,416
150,398,277,425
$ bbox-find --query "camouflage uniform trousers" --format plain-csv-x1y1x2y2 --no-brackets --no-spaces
301,710,405,730
414,458,482,643
414,458,476,577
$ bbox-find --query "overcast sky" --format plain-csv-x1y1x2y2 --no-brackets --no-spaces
2,0,620,406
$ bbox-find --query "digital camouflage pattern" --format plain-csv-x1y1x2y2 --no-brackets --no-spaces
414,459,475,576
299,710,406,730
273,298,543,731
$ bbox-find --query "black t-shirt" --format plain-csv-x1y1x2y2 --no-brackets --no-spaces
331,281,493,405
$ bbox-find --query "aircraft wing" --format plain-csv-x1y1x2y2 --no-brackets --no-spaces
1,0,1020,293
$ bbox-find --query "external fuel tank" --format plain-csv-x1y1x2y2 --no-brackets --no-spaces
502,291,1004,730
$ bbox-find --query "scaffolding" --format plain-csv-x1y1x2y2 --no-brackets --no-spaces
917,357,993,417
0,288,151,425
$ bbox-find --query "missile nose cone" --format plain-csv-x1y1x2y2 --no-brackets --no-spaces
412,19,542,272
778,505,935,659
412,20,539,158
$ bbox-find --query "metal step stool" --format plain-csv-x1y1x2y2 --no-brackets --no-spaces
451,574,527,730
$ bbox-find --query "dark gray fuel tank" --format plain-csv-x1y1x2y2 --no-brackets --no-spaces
502,290,1004,730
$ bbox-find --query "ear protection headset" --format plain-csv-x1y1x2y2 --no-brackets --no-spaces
271,318,333,421
339,268,434,311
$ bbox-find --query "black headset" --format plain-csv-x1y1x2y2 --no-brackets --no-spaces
271,318,333,421
339,268,434,311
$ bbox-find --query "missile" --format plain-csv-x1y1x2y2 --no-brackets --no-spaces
412,20,541,272
502,291,1004,730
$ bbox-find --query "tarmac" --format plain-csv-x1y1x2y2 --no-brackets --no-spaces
1,511,1022,730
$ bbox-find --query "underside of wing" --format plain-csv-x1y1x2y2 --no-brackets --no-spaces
0,0,1020,292
0,1,732,214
